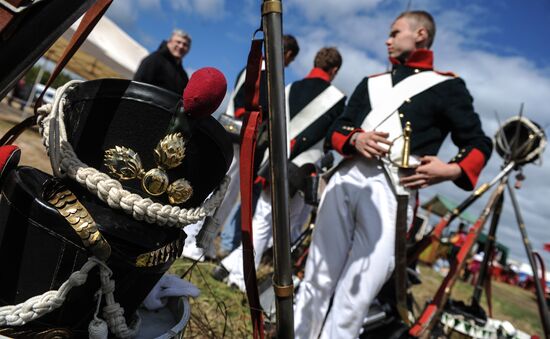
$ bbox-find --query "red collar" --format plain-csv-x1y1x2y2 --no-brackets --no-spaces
390,49,434,70
305,68,331,82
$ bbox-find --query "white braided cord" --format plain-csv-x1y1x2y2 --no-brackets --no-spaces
0,259,95,326
0,257,138,338
36,81,230,228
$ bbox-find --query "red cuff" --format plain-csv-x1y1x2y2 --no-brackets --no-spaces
456,148,486,190
331,129,362,155
234,107,246,119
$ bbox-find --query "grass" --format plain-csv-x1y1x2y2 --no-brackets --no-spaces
169,259,253,338
412,264,542,337
167,258,543,338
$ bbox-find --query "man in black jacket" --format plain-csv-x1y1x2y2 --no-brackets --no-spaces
294,11,492,338
134,29,191,95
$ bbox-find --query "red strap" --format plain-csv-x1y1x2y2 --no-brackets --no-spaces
239,38,265,339
243,39,263,112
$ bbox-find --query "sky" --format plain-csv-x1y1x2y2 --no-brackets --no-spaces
104,0,550,268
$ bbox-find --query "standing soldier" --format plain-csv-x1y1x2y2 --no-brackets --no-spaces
215,35,300,257
214,47,346,291
294,11,492,338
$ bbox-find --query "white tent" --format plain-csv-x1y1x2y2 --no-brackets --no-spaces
44,15,148,80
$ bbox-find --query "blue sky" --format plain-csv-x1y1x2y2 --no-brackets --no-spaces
105,0,550,267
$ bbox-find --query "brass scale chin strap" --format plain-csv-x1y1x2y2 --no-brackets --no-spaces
44,180,183,267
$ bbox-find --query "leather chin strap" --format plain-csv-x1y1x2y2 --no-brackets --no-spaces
0,0,113,147
239,37,265,339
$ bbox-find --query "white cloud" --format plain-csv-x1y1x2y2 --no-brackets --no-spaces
109,0,226,26
169,0,226,19
169,0,192,12
285,0,384,22
138,0,161,10
107,0,140,27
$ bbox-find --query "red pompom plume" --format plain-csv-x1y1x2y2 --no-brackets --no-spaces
183,67,227,118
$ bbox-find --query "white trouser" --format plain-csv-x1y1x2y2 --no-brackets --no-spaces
294,158,415,339
221,187,313,291
213,145,241,227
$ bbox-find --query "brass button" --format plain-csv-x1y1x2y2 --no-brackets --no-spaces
399,113,404,118
414,69,420,73
405,98,411,103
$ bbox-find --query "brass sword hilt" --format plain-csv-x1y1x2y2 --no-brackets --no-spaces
401,121,412,168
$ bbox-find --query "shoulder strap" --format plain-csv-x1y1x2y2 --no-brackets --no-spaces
288,84,344,140
367,73,392,110
361,71,453,165
362,70,453,131
286,84,344,167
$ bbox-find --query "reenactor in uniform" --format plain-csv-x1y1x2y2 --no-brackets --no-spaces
214,47,347,291
294,11,493,338
190,35,300,260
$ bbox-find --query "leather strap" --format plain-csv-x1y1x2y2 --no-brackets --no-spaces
0,0,112,146
239,37,265,339
484,255,494,317
394,194,410,325
243,39,263,112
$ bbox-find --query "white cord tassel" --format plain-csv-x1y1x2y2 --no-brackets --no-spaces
89,291,108,339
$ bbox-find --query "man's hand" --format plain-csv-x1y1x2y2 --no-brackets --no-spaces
351,131,392,159
400,156,462,189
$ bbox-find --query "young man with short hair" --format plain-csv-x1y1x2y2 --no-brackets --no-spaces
294,11,492,338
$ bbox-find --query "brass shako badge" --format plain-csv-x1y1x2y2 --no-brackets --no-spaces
104,133,193,204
